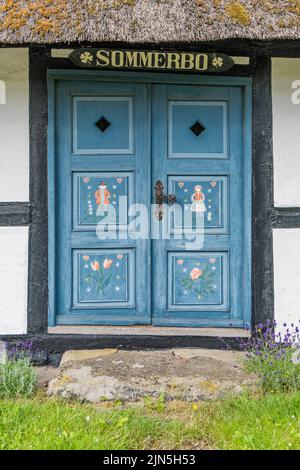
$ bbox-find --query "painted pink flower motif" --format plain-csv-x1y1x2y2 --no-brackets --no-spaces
91,260,100,271
83,177,90,184
210,181,217,188
177,259,184,265
116,178,123,184
83,255,89,261
178,182,184,188
190,267,203,281
210,258,216,264
117,255,124,260
103,259,113,269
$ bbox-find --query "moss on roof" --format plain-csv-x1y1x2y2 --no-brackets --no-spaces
0,0,299,44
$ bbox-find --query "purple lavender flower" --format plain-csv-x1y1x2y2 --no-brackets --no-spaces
6,340,33,360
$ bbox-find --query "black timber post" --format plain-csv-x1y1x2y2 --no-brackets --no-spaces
252,55,274,327
27,47,49,334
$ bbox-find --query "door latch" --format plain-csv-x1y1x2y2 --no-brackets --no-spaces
154,180,176,221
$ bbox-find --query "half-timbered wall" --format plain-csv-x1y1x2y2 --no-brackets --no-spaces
0,48,300,340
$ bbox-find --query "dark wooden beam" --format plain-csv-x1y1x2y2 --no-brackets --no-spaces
0,202,31,226
2,39,300,56
272,207,300,228
28,47,48,335
2,333,245,365
252,56,274,327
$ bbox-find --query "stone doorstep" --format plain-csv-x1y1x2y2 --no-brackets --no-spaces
47,348,256,403
60,348,118,367
59,348,243,366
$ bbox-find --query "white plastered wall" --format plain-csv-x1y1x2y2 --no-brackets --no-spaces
0,48,29,201
272,59,300,328
0,227,28,334
0,49,29,334
273,229,300,328
272,58,300,207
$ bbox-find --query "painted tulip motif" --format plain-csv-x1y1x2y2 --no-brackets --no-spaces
91,260,100,271
178,182,184,188
210,181,217,188
117,254,124,260
83,177,90,184
103,258,113,269
177,259,184,265
83,255,90,261
86,258,113,295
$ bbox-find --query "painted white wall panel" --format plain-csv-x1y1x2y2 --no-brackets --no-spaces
0,227,28,334
0,48,29,201
273,229,300,329
272,58,300,207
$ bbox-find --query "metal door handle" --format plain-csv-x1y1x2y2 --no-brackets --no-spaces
154,180,176,221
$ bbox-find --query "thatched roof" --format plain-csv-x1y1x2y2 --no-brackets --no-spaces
0,0,299,44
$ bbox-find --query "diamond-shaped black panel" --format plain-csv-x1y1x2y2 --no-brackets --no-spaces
95,116,111,132
190,121,206,136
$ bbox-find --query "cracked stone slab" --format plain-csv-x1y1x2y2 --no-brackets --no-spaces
48,349,257,403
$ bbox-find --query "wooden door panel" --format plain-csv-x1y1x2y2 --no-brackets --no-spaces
49,75,251,328
52,80,151,325
73,96,133,154
73,172,133,231
168,100,228,158
167,176,228,235
152,84,251,327
73,249,135,308
167,252,229,311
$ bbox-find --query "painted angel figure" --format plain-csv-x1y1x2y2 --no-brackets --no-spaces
191,185,206,213
95,182,111,216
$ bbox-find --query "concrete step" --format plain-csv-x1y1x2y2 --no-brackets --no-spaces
48,348,257,403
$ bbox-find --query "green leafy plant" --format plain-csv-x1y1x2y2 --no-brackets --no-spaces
228,321,300,393
0,343,37,399
143,394,166,413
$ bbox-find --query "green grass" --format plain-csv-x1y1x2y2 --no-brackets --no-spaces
0,397,208,450
209,392,300,450
0,392,300,450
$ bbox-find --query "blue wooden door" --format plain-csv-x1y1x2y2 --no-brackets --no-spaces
50,80,151,325
152,84,251,327
49,75,251,327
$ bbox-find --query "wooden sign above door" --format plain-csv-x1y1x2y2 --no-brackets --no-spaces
69,48,234,73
